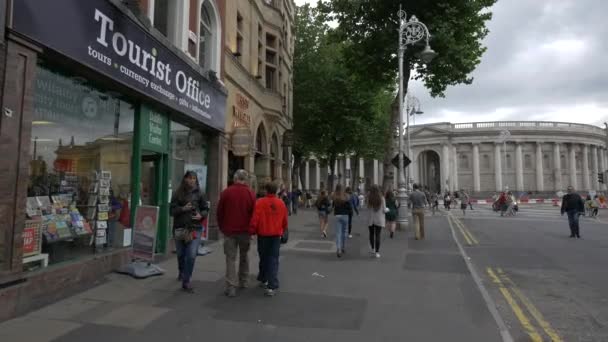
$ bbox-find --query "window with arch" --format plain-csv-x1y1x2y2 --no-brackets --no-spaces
524,154,533,169
198,0,220,72
255,124,267,154
482,154,490,169
459,154,470,169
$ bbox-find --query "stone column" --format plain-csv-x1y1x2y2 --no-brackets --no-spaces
600,148,607,191
515,143,524,191
315,161,321,191
592,145,599,191
359,158,365,193
582,144,590,191
569,144,577,189
553,143,562,191
373,159,379,185
494,143,503,191
345,157,351,187
393,166,398,190
452,145,459,191
536,142,544,191
472,143,480,192
441,144,450,192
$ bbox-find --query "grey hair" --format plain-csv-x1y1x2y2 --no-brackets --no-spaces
233,169,248,182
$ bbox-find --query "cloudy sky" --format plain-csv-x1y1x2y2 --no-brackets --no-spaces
294,0,608,128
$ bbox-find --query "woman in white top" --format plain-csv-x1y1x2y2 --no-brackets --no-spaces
366,185,386,258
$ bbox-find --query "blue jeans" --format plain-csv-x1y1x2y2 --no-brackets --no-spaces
257,236,281,290
175,229,201,285
566,210,581,236
335,215,348,251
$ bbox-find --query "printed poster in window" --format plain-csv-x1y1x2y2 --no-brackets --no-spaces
185,164,207,193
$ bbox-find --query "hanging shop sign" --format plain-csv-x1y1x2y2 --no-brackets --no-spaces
140,106,169,153
231,126,252,157
13,0,227,131
232,93,251,128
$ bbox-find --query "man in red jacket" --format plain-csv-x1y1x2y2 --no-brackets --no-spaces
217,169,256,297
250,181,288,297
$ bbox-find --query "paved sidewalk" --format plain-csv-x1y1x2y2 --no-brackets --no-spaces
0,209,503,342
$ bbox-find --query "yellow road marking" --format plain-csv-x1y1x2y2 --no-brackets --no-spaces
487,268,543,342
452,215,479,245
448,215,473,245
497,268,563,342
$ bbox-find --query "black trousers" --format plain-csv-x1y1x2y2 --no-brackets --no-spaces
369,225,382,252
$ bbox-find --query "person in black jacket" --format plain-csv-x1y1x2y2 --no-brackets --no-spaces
560,185,585,238
170,171,209,292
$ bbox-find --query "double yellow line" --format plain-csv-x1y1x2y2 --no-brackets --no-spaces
487,267,563,342
448,214,478,245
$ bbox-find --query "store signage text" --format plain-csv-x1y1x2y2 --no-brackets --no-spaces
232,93,251,128
13,0,227,131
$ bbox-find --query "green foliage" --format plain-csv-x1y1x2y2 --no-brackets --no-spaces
293,4,394,166
319,0,497,97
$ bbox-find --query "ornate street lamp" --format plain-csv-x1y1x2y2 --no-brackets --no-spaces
397,8,436,227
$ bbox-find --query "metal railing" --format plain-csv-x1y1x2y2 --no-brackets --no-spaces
451,121,605,135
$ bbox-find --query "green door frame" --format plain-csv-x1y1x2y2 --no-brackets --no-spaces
130,104,171,255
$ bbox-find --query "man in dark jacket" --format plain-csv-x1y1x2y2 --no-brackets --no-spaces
217,169,256,297
561,185,585,238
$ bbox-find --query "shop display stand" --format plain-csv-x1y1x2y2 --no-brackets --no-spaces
89,171,111,252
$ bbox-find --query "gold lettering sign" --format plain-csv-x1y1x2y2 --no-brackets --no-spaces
233,93,251,128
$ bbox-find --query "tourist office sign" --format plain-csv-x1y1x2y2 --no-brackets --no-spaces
13,0,227,132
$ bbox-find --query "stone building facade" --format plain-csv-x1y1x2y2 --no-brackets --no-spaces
300,121,608,195
222,0,295,192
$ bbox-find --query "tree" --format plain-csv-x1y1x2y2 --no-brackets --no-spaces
293,4,394,191
320,0,497,189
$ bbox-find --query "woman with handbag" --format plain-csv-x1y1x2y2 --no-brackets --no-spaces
170,171,209,293
367,185,387,258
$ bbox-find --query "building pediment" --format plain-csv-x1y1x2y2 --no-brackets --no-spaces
410,126,450,138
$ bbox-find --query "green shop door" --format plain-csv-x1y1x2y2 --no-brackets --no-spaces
132,105,170,255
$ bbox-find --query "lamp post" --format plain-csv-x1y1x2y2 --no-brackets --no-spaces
397,8,436,228
405,94,422,189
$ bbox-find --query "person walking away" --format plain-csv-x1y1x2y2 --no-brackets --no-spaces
592,195,600,217
250,182,288,297
561,186,585,238
385,190,398,238
315,190,331,238
430,192,439,215
346,187,360,238
358,192,365,209
410,184,427,240
305,191,312,208
506,191,516,216
460,191,468,216
170,171,209,293
444,192,451,211
464,191,474,210
332,185,352,258
217,170,256,297
366,185,386,258
498,192,508,216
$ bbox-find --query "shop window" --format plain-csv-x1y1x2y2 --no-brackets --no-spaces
170,122,209,195
26,61,135,268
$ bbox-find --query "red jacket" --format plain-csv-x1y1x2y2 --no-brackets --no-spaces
217,183,256,236
250,194,288,237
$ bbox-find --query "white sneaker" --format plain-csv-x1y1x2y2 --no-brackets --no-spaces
375,253,381,258
348,234,353,238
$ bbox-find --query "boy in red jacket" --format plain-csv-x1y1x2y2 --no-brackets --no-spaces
250,181,288,297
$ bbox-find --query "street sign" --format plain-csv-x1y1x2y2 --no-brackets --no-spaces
391,153,411,169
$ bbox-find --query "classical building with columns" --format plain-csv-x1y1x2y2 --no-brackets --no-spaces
300,121,608,195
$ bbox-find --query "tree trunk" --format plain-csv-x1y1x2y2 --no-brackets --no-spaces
351,154,360,191
298,160,306,190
